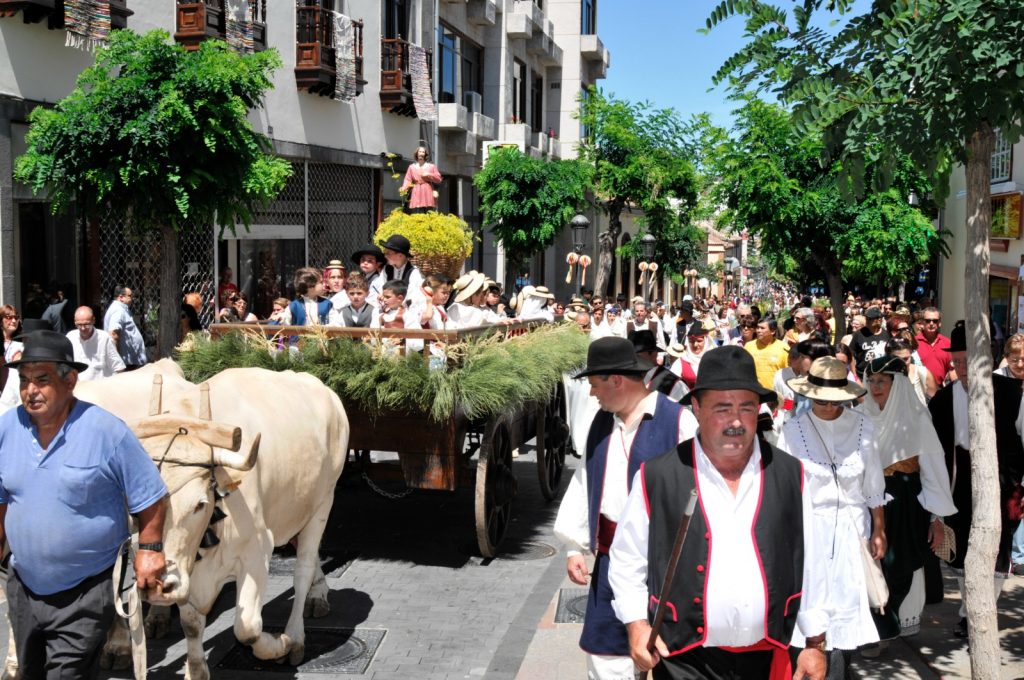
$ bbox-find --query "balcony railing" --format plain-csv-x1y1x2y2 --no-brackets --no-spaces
380,37,431,117
295,1,364,97
175,0,266,52
0,0,131,30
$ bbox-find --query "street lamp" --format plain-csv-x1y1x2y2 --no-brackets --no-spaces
726,272,734,297
685,268,698,296
640,233,656,302
570,214,590,295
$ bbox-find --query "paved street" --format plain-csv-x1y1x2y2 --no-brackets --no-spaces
2,444,1023,679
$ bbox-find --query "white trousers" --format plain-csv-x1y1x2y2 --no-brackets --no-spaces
587,653,641,680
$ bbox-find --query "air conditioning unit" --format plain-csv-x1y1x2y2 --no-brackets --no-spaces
464,91,483,114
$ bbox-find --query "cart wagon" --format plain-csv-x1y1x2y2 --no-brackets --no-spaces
201,321,582,557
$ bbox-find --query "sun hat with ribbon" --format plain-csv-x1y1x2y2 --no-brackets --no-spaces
453,271,487,303
787,356,867,402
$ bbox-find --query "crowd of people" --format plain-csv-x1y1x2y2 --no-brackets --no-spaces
554,289,1024,679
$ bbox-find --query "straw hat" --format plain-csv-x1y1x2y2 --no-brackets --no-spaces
665,342,688,359
531,286,555,300
787,357,866,402
453,271,487,303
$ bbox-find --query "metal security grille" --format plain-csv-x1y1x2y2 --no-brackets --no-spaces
250,161,306,227
306,162,374,270
99,219,215,341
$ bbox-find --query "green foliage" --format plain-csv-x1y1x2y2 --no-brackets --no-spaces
374,209,475,258
704,0,1024,203
712,98,944,288
576,89,702,275
177,324,589,422
14,29,291,235
473,148,591,264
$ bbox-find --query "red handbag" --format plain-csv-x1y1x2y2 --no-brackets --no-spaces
1007,483,1024,522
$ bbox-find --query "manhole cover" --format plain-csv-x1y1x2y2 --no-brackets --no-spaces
554,588,589,624
214,627,386,674
269,551,359,579
496,541,558,561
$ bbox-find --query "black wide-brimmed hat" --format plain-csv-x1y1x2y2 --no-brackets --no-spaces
949,320,966,352
575,337,653,379
681,345,774,405
14,319,52,340
8,330,88,372
380,234,412,257
629,330,659,355
351,244,386,265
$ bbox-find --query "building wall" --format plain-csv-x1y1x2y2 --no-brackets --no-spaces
938,136,1024,338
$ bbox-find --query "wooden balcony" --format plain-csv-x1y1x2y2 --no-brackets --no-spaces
175,0,265,51
295,0,365,98
380,37,431,117
175,0,224,51
0,0,131,30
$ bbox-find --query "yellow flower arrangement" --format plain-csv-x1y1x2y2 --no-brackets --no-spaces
375,209,474,259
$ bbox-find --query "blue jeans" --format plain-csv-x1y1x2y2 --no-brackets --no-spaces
1012,519,1024,565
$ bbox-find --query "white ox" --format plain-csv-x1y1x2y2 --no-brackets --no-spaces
75,366,348,680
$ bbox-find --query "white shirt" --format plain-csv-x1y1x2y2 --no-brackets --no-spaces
552,393,698,556
608,436,828,647
326,290,351,326
66,329,126,381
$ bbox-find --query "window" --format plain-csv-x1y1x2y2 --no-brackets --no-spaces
581,0,596,35
992,128,1012,183
436,24,484,107
513,59,527,124
384,0,408,40
579,86,592,140
530,71,543,131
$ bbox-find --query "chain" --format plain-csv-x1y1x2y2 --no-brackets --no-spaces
361,471,414,500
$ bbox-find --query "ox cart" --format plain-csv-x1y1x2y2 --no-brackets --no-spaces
195,321,585,557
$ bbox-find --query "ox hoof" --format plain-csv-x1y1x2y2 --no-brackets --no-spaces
145,610,172,639
303,596,330,619
288,642,305,666
99,646,131,672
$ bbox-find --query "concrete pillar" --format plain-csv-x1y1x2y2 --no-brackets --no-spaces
0,115,14,305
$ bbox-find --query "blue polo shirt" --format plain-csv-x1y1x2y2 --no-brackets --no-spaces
0,400,167,595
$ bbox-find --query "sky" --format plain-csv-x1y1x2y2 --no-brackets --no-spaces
599,0,872,129
600,2,748,128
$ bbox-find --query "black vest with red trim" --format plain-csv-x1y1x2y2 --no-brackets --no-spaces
584,392,683,553
642,438,804,654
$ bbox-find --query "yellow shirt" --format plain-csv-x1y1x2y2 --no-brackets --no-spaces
745,339,790,394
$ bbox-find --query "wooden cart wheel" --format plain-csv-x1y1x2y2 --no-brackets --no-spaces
536,384,570,501
475,417,517,557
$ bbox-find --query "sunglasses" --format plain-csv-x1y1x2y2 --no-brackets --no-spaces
3,315,18,320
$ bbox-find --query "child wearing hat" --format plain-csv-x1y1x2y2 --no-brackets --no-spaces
351,244,386,306
380,235,425,306
447,272,493,328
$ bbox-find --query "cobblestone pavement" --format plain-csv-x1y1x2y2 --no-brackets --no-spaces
3,446,1024,679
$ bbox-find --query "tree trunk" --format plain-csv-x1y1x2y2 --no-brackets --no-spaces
825,269,845,345
158,224,181,360
963,122,1001,679
593,202,622,297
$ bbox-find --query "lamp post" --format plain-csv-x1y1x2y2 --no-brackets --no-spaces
640,233,656,303
570,214,590,296
725,272,734,298
685,268,697,297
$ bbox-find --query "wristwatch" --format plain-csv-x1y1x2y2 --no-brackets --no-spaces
137,542,163,552
806,635,827,652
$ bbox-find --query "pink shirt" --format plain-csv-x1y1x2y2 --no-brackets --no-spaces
401,162,442,209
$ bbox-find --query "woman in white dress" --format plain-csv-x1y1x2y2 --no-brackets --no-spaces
778,357,888,678
859,356,956,641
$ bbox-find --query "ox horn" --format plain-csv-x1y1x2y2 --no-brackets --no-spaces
211,433,260,471
149,375,163,416
199,382,211,421
132,415,242,452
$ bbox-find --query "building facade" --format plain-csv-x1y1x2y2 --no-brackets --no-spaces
0,0,609,342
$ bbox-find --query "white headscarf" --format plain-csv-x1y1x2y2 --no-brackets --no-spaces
859,373,942,468
519,295,554,321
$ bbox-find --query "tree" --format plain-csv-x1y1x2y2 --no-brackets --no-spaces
713,98,943,334
576,89,701,296
15,30,291,358
707,1,1024,672
473,147,591,274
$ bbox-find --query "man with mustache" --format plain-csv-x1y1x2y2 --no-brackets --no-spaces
609,345,829,680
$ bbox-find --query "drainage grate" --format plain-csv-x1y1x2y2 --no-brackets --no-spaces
553,588,589,624
214,627,386,674
268,551,359,579
496,541,558,561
